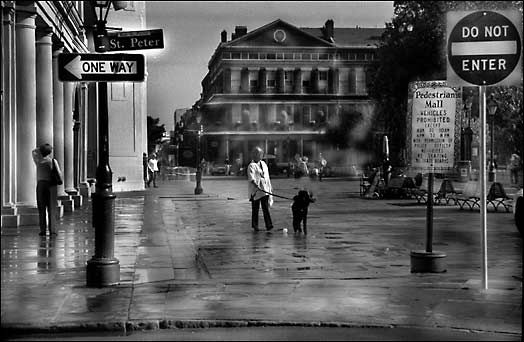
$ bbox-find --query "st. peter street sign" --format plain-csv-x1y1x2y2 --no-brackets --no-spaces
58,53,145,82
107,29,164,51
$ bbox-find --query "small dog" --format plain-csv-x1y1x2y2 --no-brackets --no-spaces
291,190,315,234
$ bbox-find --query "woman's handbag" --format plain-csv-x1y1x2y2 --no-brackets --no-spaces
50,158,63,186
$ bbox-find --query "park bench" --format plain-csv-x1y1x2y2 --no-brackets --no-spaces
487,182,513,212
413,178,456,205
360,172,385,199
383,176,417,199
455,181,513,212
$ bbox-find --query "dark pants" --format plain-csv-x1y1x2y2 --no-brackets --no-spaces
147,170,157,187
251,195,273,230
36,180,57,234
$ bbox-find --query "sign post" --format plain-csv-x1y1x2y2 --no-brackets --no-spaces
408,81,459,273
446,10,523,290
59,52,145,286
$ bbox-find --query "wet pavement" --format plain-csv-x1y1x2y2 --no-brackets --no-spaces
1,175,522,339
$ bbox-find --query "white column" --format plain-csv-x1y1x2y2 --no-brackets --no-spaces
52,46,67,196
63,81,76,194
2,4,16,208
36,28,54,147
15,9,37,206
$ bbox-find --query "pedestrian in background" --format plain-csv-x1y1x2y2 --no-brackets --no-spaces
382,156,392,187
147,153,159,188
32,144,62,237
143,152,148,187
510,151,521,185
247,146,274,232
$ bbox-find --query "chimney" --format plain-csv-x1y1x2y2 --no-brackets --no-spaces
221,30,227,43
323,19,334,41
234,26,247,38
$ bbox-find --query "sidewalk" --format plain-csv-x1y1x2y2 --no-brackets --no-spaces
1,176,522,339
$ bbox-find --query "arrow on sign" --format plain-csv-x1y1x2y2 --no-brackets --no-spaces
64,56,139,80
64,55,82,79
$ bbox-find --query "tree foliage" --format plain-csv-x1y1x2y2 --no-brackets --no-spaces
147,116,166,153
369,0,523,165
322,108,365,150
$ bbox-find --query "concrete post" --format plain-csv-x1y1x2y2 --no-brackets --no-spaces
15,9,37,206
52,46,67,197
63,81,76,194
36,28,54,147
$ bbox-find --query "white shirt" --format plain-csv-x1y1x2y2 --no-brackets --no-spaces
247,160,273,204
148,158,159,172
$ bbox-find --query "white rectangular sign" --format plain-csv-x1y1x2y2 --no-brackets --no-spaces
410,84,458,172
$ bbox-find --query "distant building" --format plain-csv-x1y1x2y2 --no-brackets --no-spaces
190,19,384,169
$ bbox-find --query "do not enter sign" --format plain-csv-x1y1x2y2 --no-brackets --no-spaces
447,10,522,86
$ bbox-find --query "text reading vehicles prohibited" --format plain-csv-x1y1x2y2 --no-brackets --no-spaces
108,29,164,52
446,10,522,86
58,53,145,82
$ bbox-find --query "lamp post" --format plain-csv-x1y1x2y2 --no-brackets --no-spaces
194,112,203,195
86,0,126,287
487,97,498,182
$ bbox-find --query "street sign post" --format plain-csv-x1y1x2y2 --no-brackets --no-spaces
108,29,164,52
446,9,523,290
58,53,145,82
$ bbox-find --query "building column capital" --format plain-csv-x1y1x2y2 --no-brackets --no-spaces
52,45,64,57
36,27,53,44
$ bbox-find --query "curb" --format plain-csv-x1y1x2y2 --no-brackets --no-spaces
2,319,395,335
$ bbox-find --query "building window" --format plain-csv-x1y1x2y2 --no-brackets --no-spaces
249,80,258,93
294,53,302,60
231,52,241,59
222,52,231,59
242,52,249,59
349,53,356,60
312,53,319,60
259,53,266,60
319,71,328,81
249,53,259,59
267,79,276,88
267,53,276,60
276,53,284,60
357,53,365,60
319,53,328,60
302,80,310,92
301,53,310,60
284,53,293,60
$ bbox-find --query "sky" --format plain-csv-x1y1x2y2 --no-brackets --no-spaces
145,1,395,129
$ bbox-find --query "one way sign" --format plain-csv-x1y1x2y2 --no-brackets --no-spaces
58,53,145,82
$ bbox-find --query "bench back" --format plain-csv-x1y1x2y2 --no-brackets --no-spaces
487,182,508,200
462,181,480,198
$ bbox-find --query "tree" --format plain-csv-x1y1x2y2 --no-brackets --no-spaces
147,116,166,154
369,1,522,165
322,107,365,150
369,1,447,165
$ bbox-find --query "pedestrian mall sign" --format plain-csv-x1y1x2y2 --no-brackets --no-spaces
446,10,522,86
58,53,145,82
407,81,460,172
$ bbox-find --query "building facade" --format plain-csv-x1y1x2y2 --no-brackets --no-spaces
1,1,148,227
187,19,384,169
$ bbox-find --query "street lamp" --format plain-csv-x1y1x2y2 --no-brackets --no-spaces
86,0,126,287
487,97,498,182
194,112,204,195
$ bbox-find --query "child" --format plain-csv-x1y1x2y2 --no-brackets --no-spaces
291,190,315,234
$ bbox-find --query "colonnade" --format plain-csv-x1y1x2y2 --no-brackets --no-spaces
1,4,93,226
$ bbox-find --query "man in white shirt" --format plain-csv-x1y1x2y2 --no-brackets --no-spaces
247,146,274,232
